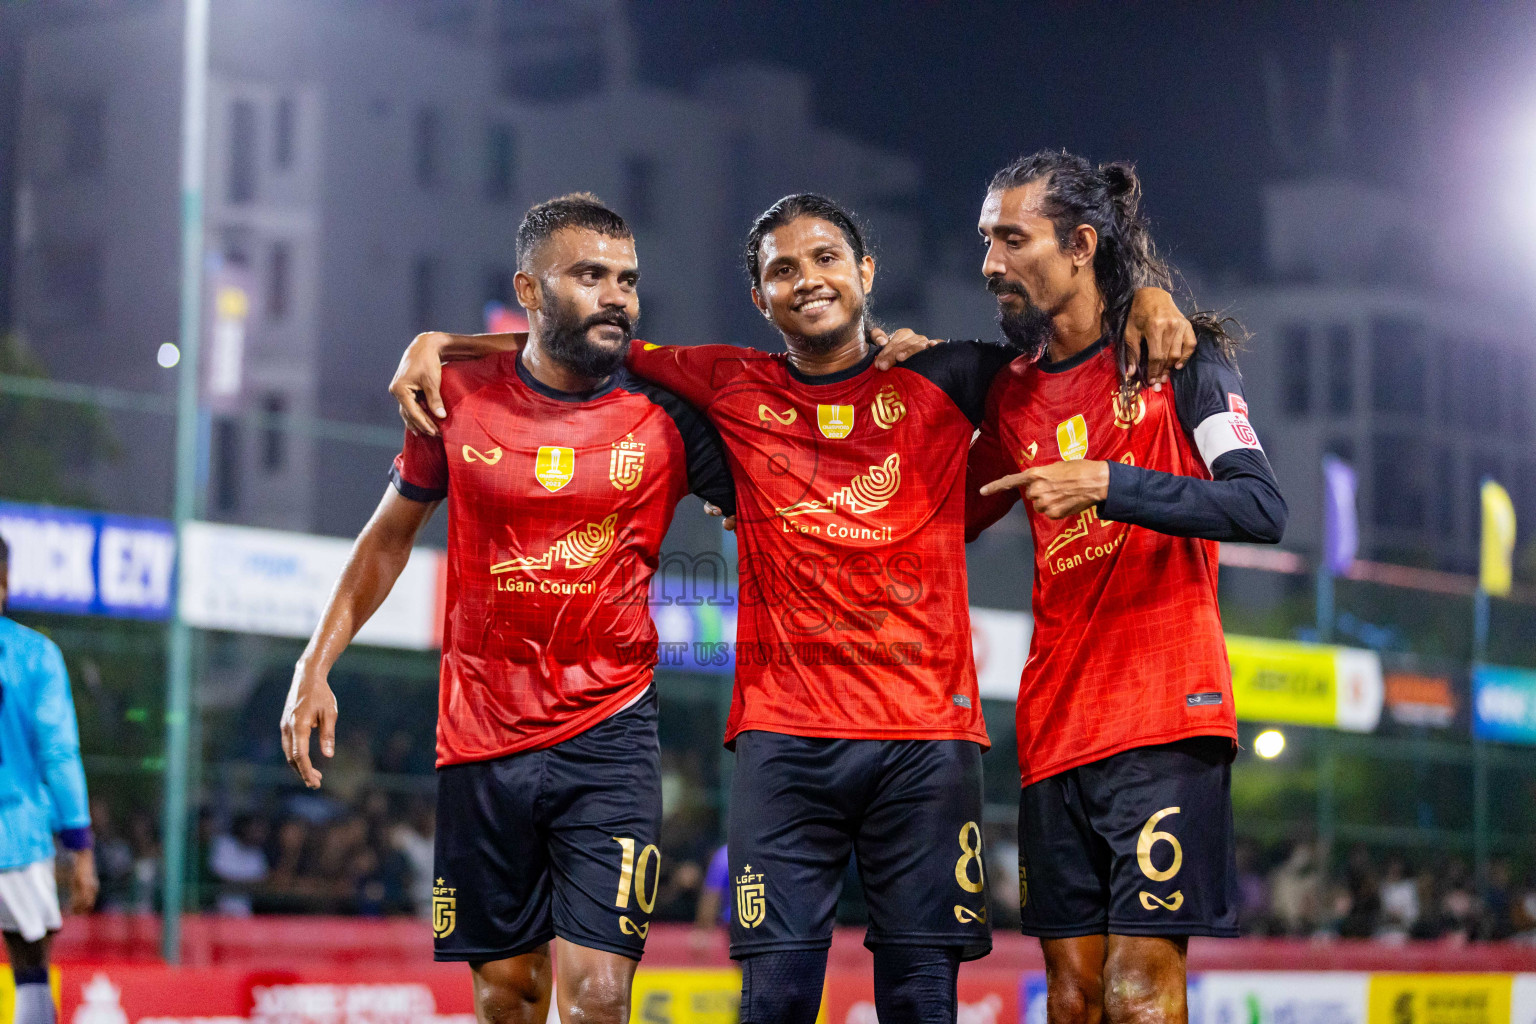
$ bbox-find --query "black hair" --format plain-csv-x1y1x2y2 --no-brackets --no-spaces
988,150,1241,392
516,192,632,272
0,535,7,565
744,193,869,286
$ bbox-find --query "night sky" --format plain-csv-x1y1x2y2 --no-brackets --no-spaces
637,1,1536,286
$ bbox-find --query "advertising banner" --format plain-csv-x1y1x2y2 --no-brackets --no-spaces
1226,635,1383,732
1201,971,1367,1024
1367,974,1513,1024
971,606,1030,701
178,522,440,650
57,964,474,1024
1384,673,1458,729
629,969,742,1024
0,501,176,620
1473,666,1536,746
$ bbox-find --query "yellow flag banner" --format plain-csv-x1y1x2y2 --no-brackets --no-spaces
1480,480,1517,597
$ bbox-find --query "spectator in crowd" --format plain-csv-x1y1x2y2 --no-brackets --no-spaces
390,798,435,918
208,814,270,916
89,797,136,912
1376,855,1418,942
1269,840,1325,936
1234,839,1270,936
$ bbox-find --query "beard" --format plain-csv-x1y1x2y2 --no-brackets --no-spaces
540,292,634,379
783,294,865,356
989,276,1055,360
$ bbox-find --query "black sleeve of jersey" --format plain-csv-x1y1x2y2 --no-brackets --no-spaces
631,379,738,515
899,341,1017,427
1098,337,1287,543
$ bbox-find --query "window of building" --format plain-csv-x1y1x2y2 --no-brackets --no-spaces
484,124,515,203
1466,341,1500,432
261,393,287,473
273,96,296,170
267,242,290,319
38,241,102,322
214,419,241,512
623,154,657,228
227,99,258,204
414,107,441,189
32,96,105,180
412,256,437,329
1280,323,1310,416
1325,323,1353,415
1369,316,1426,415
1370,433,1426,530
1435,449,1457,538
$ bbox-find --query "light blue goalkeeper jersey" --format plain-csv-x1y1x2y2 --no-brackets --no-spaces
0,616,91,871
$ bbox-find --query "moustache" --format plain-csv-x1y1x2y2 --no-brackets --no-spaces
582,311,633,334
986,276,1027,300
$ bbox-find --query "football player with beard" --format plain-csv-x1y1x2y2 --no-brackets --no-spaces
282,194,734,1024
967,152,1286,1024
386,192,1196,1024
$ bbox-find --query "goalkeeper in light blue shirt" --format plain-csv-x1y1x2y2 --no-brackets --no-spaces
0,537,97,1024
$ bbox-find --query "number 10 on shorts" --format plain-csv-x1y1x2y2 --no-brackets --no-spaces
612,837,660,913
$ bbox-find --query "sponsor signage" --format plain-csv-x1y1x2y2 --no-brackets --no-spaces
1226,635,1383,732
1367,974,1513,1024
1203,971,1367,1024
0,501,176,620
178,522,440,650
1385,672,1458,728
1473,665,1536,746
629,969,742,1024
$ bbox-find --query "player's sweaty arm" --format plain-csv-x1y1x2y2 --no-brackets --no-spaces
282,488,439,788
389,326,940,436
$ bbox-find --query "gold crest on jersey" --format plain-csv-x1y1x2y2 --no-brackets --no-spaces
535,446,575,492
1056,415,1089,461
1111,390,1147,428
817,404,855,439
609,435,646,491
871,385,907,429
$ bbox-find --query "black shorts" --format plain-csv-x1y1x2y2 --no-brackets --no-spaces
1017,735,1239,939
432,689,661,962
727,731,992,961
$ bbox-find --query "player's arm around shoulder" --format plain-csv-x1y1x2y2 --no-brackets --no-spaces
623,339,762,411
390,329,523,437
282,487,439,789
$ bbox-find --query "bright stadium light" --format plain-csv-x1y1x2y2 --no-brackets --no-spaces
1254,729,1286,759
157,342,181,368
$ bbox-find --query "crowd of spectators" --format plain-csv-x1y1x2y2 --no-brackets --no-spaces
88,787,1536,942
1236,839,1536,942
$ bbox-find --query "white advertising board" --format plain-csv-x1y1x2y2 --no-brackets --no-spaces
970,606,1031,701
1200,972,1369,1024
178,521,440,650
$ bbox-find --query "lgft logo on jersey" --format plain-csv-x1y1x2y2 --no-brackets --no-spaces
734,865,767,928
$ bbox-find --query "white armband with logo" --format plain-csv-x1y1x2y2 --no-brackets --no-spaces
1193,411,1264,469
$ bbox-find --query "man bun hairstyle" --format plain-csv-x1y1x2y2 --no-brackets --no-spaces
744,193,870,286
516,192,632,272
988,150,1240,390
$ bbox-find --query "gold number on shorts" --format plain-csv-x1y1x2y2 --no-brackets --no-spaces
1136,807,1183,882
612,837,661,913
954,821,985,894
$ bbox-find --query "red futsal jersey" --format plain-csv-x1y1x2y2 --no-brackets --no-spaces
628,338,1014,747
392,351,734,766
968,338,1251,786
